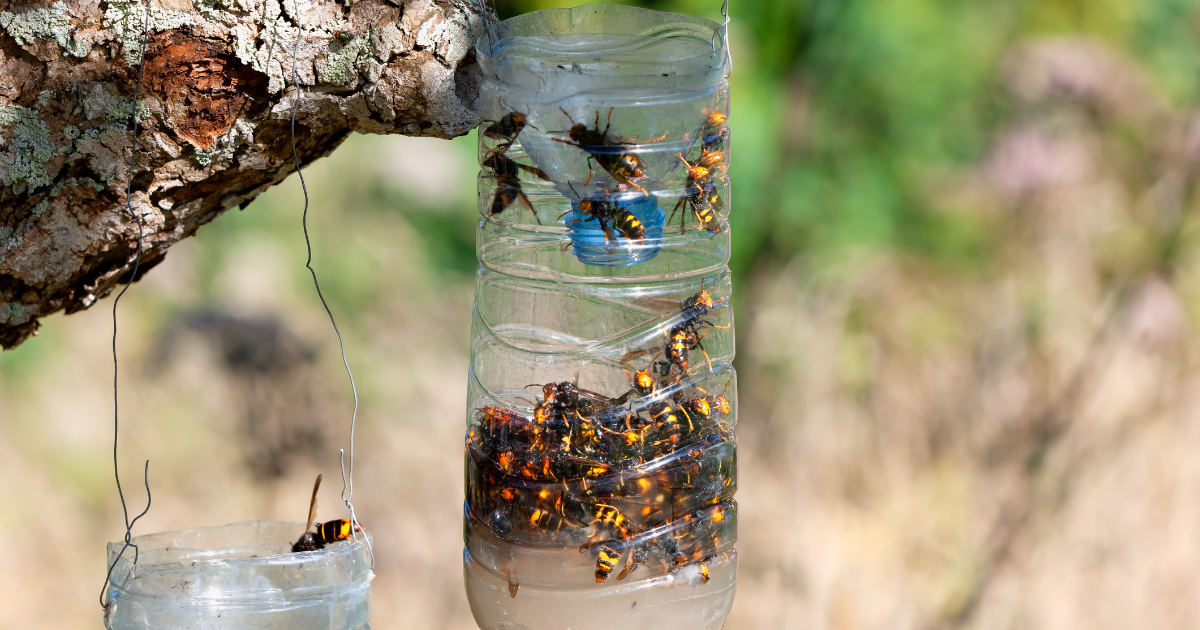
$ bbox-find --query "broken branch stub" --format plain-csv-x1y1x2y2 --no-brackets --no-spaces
0,0,490,348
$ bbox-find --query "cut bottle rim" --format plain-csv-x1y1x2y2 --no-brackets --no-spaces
477,3,731,93
105,520,374,599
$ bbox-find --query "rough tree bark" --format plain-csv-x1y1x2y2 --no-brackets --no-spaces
0,0,489,348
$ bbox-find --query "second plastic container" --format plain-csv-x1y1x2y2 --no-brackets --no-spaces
465,4,736,629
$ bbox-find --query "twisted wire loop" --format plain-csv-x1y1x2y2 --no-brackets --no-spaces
100,0,154,611
289,11,375,569
712,0,731,76
473,0,499,43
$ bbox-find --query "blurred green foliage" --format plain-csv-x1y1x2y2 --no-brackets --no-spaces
441,0,1193,294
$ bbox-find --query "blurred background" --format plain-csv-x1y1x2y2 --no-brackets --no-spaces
4,0,1200,627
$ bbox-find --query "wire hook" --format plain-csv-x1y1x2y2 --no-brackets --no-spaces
100,462,151,609
341,449,376,568
290,5,373,571
711,0,732,76
473,0,498,45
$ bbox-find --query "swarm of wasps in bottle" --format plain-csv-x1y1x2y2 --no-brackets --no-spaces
479,102,730,242
465,282,737,591
552,105,731,240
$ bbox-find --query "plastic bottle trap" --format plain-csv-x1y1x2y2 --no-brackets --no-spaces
466,4,737,629
103,521,373,629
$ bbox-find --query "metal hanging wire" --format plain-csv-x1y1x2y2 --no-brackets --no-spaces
288,12,375,569
474,0,499,46
712,0,732,76
100,0,154,611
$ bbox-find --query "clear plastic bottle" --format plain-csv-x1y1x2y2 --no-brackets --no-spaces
103,521,373,629
463,4,735,629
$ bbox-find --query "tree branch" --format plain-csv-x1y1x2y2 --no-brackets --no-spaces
0,0,489,348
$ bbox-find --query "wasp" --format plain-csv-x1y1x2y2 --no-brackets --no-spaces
570,414,605,455
629,365,658,397
621,282,727,369
696,148,725,171
668,503,731,577
333,30,354,43
673,392,735,438
481,98,537,151
529,377,613,421
701,110,729,153
676,279,729,333
679,285,729,335
616,544,649,580
678,395,713,422
526,505,575,533
553,107,667,195
483,150,550,181
579,503,643,581
592,503,640,539
314,518,363,543
623,323,713,381
594,543,622,582
516,451,558,481
563,182,646,243
578,502,640,549
589,539,650,582
496,450,516,474
556,453,614,482
485,171,534,224
597,406,655,460
523,488,590,534
475,405,528,443
482,151,549,225
663,322,703,375
482,110,531,145
669,288,733,374
709,394,731,416
649,399,687,448
612,362,659,405
601,415,650,454
679,282,721,324
292,474,365,552
670,154,723,234
678,153,715,188
483,491,518,538
663,282,731,374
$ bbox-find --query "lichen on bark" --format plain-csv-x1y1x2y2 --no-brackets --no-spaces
0,0,491,348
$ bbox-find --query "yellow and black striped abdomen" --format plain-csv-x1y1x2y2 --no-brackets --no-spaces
651,403,682,446
667,328,690,372
317,519,355,544
490,176,522,217
595,543,621,582
594,504,635,538
693,202,720,232
613,209,645,240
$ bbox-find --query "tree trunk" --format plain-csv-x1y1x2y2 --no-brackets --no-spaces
0,0,489,348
